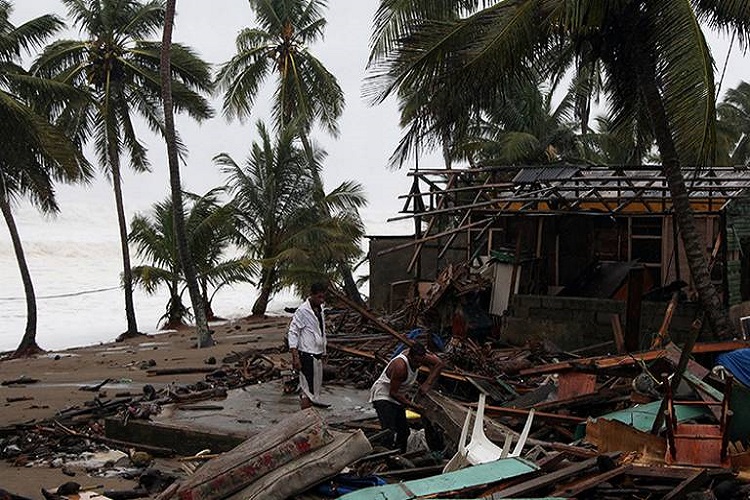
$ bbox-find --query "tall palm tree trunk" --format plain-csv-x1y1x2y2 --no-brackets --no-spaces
161,0,212,347
165,282,185,330
1,195,42,357
110,141,140,337
638,72,732,338
252,266,275,316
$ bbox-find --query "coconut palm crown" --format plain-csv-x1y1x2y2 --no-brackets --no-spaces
216,0,343,136
0,0,92,356
129,189,254,329
32,0,214,338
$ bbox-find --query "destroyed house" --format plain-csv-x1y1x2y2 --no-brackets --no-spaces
369,164,750,347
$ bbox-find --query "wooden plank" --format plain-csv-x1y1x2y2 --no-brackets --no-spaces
662,469,709,500
556,372,597,400
490,454,619,498
550,464,631,497
628,465,703,480
611,314,625,354
585,418,665,462
481,404,585,425
328,344,486,383
331,288,413,345
652,291,681,349
519,341,750,376
376,218,490,257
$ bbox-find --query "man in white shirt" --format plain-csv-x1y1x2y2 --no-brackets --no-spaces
288,282,329,409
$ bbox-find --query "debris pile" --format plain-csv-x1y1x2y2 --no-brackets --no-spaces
3,279,750,499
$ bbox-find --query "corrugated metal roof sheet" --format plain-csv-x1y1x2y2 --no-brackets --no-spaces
513,166,581,183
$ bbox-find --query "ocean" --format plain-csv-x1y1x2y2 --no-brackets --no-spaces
0,189,411,353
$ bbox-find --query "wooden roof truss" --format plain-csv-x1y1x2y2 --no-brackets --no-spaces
384,165,750,272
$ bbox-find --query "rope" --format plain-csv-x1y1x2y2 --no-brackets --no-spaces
0,285,120,301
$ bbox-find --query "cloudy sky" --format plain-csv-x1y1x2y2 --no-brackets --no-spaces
7,1,750,233
10,0,418,236
1,1,747,348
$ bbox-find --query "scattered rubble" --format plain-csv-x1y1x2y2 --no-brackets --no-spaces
3,277,750,500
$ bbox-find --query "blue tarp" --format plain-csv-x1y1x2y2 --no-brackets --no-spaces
716,348,750,387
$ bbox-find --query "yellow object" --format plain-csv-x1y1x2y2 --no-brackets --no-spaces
406,409,420,420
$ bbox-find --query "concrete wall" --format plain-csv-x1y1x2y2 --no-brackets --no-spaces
368,234,468,312
725,192,750,306
504,294,700,351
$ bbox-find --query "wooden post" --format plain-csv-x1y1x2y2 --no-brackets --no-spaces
507,228,524,312
624,266,645,352
611,314,625,354
650,315,703,435
651,290,680,349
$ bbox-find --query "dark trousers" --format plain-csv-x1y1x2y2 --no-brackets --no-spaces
373,399,409,452
298,351,322,402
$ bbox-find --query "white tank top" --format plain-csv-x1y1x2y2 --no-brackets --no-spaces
369,351,418,404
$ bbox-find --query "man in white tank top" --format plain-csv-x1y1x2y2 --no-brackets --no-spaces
369,342,444,452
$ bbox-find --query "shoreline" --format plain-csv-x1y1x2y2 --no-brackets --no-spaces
0,314,293,498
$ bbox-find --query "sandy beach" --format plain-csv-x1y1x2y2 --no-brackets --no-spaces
0,315,292,498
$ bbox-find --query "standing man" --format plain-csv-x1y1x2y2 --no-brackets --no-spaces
369,342,444,452
288,282,329,409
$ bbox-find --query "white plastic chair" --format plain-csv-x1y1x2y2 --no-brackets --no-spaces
443,393,535,472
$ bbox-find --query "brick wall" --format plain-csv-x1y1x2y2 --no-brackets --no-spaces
504,294,700,350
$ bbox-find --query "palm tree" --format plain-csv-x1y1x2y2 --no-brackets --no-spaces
0,1,92,357
718,81,750,166
217,121,319,316
129,190,254,329
160,0,211,346
368,0,750,337
217,0,369,304
33,0,213,340
215,0,344,137
581,114,654,165
288,178,368,297
452,77,583,166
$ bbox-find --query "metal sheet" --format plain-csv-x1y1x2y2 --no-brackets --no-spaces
338,458,538,500
597,401,710,432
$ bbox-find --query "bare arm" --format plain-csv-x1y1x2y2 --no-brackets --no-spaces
419,352,445,394
386,358,416,409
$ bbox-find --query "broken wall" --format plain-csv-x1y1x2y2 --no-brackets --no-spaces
368,234,467,311
504,294,700,350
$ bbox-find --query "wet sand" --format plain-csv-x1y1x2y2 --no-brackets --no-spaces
0,315,291,498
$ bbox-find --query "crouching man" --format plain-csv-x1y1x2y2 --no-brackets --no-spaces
369,342,444,452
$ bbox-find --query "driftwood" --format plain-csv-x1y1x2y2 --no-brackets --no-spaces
147,367,218,376
1,375,39,386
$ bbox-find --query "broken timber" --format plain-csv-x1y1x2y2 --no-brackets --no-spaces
518,340,750,376
330,288,413,346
